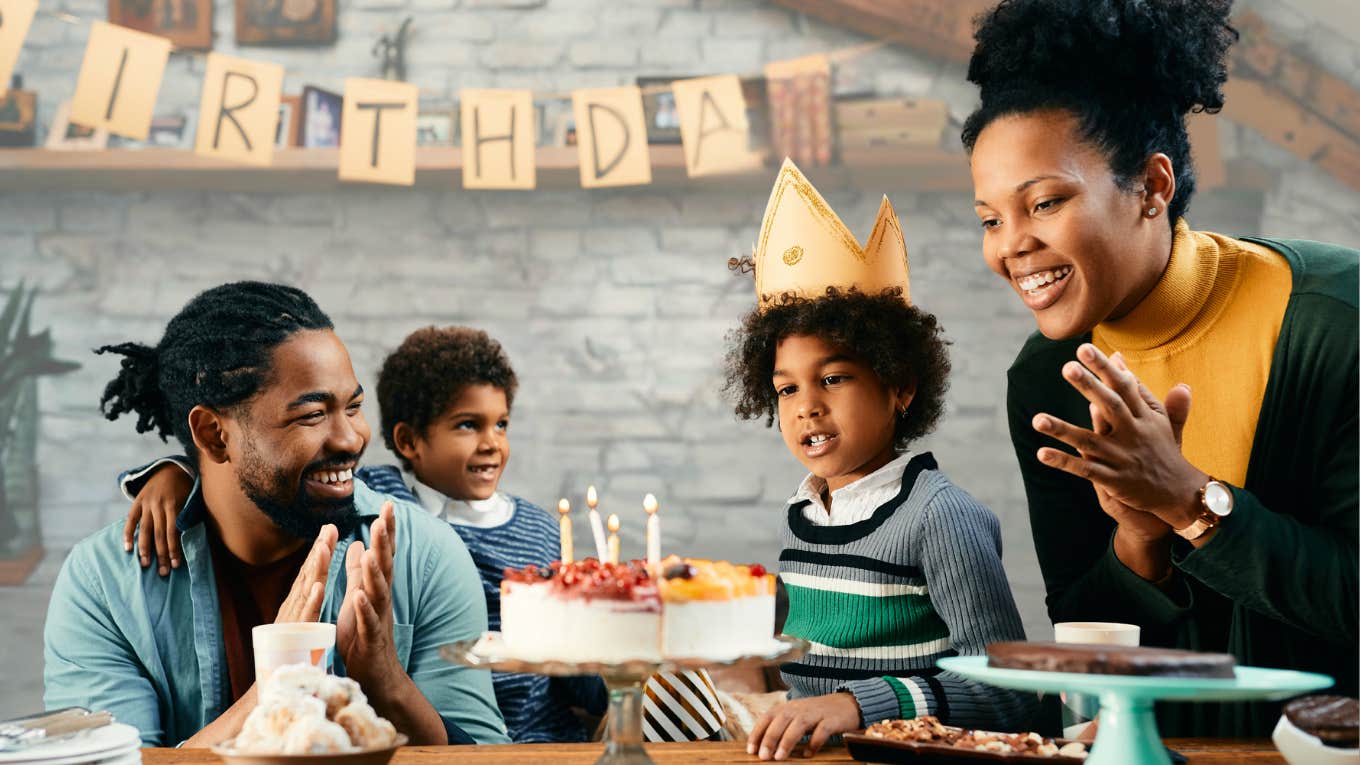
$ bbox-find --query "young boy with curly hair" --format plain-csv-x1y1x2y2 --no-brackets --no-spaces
731,160,1036,761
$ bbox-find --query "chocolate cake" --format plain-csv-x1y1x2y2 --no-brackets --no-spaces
987,641,1236,678
1284,695,1360,748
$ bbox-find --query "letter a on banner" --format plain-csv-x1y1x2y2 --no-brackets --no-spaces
571,86,650,188
339,78,417,186
195,53,283,166
0,0,38,99
69,22,171,140
672,75,762,178
460,89,535,190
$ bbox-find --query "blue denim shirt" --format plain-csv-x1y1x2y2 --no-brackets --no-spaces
43,478,509,746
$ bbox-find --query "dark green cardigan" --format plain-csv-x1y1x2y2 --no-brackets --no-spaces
1007,236,1358,738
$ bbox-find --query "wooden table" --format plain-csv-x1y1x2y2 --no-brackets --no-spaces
142,739,1286,763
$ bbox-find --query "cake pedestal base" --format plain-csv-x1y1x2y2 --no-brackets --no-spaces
441,633,809,763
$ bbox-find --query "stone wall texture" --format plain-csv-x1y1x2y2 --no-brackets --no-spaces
1,0,1357,720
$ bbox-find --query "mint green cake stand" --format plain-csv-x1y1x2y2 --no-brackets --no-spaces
937,656,1332,765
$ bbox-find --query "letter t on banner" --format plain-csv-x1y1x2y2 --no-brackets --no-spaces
194,53,283,166
0,0,38,99
571,86,651,188
69,22,172,140
339,78,417,186
460,89,535,190
672,75,762,178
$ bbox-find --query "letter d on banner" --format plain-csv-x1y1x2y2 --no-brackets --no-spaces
339,78,417,186
69,22,171,140
194,53,283,166
571,86,650,189
460,89,535,190
0,0,38,99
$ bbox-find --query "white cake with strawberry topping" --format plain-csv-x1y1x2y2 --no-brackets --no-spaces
499,556,776,662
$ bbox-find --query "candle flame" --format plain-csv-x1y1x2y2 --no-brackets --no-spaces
587,485,598,509
607,513,620,533
558,498,570,515
643,493,658,515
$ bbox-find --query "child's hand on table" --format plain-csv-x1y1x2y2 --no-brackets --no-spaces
747,691,861,760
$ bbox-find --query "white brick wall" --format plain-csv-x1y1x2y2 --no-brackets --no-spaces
1,0,1358,721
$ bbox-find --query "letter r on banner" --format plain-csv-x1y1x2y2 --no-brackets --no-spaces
70,21,171,140
194,53,283,166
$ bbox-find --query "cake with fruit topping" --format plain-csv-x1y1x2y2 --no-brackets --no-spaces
499,555,776,662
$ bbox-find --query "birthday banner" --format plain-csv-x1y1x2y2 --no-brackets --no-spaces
0,16,875,189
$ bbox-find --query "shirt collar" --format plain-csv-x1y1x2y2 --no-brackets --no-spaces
405,470,513,527
787,450,916,508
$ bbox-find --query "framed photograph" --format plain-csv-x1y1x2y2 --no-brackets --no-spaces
415,111,455,147
109,0,213,50
300,85,342,148
45,101,109,150
235,0,337,46
637,76,684,144
0,88,37,147
275,94,301,148
149,111,194,147
552,112,577,147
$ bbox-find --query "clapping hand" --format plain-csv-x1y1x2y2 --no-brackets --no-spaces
336,501,402,695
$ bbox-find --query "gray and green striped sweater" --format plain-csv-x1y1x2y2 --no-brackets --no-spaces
778,452,1038,731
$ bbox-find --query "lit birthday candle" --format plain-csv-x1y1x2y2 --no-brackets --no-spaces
607,513,620,565
586,485,608,561
644,493,660,569
558,498,574,563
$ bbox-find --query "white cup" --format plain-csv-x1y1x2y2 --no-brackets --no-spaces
1053,622,1141,646
253,622,335,686
1053,622,1140,737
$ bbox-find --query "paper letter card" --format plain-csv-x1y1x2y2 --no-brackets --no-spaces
672,75,761,178
460,89,535,190
571,86,651,188
194,53,283,166
70,21,171,140
339,78,417,186
0,0,38,99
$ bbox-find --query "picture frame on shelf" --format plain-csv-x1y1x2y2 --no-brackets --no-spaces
148,111,194,148
45,101,109,150
552,112,577,147
0,83,37,147
415,110,455,147
300,85,342,148
636,76,684,144
108,0,213,51
235,0,337,46
276,94,301,147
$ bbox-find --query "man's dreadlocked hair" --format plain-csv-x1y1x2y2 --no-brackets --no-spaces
96,281,333,462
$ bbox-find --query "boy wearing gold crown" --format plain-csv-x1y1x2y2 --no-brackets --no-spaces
726,160,1038,761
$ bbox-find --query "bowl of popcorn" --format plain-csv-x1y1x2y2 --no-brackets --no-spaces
212,663,407,764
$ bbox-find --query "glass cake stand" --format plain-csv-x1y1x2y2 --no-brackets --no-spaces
442,632,809,765
937,656,1333,765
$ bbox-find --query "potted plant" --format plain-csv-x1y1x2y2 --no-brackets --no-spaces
0,282,79,585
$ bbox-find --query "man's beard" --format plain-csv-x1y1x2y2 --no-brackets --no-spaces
238,437,363,540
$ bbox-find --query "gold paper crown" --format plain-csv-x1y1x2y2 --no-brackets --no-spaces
753,158,910,308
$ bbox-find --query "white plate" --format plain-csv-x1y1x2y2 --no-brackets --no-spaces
0,723,140,764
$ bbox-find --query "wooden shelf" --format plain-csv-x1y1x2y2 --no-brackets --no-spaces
0,144,1274,193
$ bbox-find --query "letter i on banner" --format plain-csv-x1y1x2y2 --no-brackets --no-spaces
339,78,417,186
0,0,38,99
571,86,650,188
460,89,535,190
672,75,762,178
195,53,283,166
69,22,171,140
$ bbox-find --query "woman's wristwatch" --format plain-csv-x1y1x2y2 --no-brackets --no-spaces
1174,479,1234,541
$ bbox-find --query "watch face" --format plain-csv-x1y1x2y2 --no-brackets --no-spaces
1205,482,1233,516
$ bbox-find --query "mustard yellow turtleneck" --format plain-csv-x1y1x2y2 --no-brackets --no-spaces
1092,219,1293,486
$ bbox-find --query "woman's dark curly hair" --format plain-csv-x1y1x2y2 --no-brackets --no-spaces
377,326,519,470
961,0,1238,224
723,288,951,448
96,281,333,463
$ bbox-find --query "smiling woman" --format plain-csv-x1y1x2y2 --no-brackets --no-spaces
962,0,1359,739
